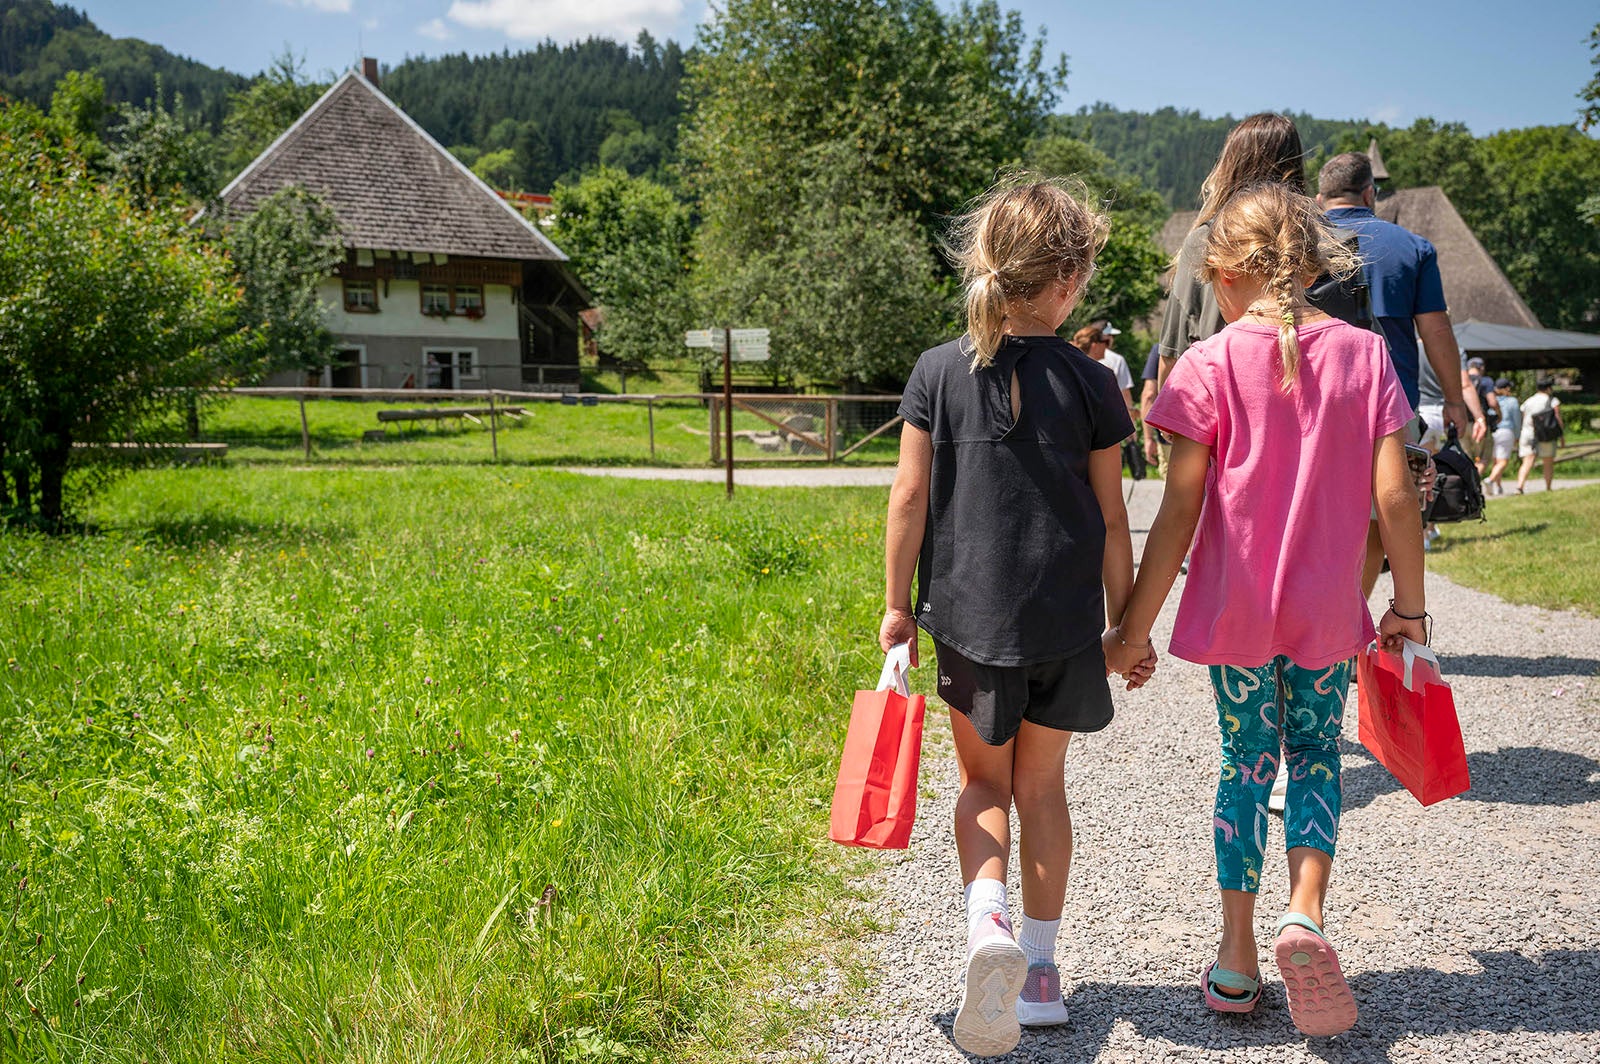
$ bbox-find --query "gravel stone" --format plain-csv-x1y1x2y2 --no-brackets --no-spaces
790,482,1600,1063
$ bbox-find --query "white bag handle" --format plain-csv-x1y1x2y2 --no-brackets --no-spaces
877,643,912,696
1400,637,1442,691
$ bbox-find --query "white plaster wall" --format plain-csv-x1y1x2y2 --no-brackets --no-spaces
319,279,519,341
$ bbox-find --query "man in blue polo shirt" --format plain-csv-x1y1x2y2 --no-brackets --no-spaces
1316,151,1488,593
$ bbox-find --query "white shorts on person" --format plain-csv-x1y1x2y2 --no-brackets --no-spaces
1417,403,1446,450
1520,433,1557,460
1492,426,1514,461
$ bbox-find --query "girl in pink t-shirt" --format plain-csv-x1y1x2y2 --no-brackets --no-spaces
1104,183,1428,1037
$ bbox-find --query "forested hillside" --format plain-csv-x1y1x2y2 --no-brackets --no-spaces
0,0,243,126
1057,103,1369,208
383,34,686,191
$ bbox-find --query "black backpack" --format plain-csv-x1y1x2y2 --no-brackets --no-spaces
1305,228,1375,332
1425,428,1486,524
1532,407,1563,442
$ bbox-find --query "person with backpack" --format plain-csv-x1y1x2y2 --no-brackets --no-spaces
1515,376,1564,494
1465,358,1501,475
1315,152,1488,594
1105,183,1425,1037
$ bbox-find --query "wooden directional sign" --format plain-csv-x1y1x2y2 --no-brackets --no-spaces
685,328,728,348
730,328,771,362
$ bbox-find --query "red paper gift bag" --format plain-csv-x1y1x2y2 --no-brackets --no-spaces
829,645,926,849
1357,638,1471,806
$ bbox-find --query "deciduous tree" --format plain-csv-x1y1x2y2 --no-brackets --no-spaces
0,102,245,528
548,167,692,367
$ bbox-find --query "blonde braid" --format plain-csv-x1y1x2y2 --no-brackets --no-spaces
1270,253,1303,395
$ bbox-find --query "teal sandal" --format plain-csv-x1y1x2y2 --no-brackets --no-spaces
1273,913,1358,1036
1201,962,1261,1013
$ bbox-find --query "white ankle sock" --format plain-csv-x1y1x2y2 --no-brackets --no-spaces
963,877,1008,935
1017,915,1060,967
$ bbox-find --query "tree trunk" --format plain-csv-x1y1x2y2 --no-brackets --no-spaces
13,464,31,515
37,442,68,531
0,442,10,512
186,394,201,441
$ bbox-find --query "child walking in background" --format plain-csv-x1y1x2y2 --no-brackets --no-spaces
1104,183,1428,1037
880,177,1153,1057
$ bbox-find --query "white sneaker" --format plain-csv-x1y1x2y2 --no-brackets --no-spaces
1016,961,1070,1026
953,913,1028,1056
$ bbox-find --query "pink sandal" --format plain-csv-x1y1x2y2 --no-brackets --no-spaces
1200,962,1260,1013
1273,914,1357,1036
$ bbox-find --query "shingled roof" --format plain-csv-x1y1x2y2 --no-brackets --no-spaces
1155,187,1540,329
218,70,566,263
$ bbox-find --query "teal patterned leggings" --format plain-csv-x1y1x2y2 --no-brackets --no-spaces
1208,657,1349,894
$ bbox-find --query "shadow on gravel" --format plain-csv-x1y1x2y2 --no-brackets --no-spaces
1339,744,1600,811
1442,654,1600,677
929,949,1600,1062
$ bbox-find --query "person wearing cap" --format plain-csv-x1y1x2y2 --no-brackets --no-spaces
1465,357,1501,475
1486,377,1521,494
1516,376,1564,493
1072,321,1135,420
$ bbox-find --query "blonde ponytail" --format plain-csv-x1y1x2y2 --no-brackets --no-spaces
948,176,1108,371
964,270,1009,373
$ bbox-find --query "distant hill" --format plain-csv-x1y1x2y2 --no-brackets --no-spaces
1056,103,1370,209
0,0,245,126
382,34,687,190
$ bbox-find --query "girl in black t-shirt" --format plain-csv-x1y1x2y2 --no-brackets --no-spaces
880,177,1153,1057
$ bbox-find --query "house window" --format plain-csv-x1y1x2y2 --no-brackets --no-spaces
453,285,484,317
456,350,478,379
422,284,451,316
343,280,378,312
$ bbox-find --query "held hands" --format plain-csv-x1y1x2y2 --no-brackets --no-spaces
1378,607,1428,654
879,607,920,667
1102,627,1158,690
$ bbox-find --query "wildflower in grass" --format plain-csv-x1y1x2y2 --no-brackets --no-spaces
365,748,375,759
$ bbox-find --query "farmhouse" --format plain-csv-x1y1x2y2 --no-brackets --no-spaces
219,59,589,391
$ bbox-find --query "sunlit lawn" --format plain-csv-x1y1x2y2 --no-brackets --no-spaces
0,466,889,1062
1426,484,1600,615
182,396,903,467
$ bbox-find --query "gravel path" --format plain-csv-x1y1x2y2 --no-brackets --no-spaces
797,483,1600,1063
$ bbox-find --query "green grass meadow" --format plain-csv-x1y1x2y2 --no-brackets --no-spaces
1425,483,1600,615
0,467,889,1062
185,397,902,468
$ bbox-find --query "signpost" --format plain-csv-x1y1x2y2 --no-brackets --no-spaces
687,326,771,497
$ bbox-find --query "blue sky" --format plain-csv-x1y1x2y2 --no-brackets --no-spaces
87,0,1596,135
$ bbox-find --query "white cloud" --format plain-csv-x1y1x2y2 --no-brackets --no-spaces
282,0,354,12
1370,103,1404,126
418,17,453,40
447,0,684,41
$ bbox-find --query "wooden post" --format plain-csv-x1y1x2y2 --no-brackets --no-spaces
489,391,499,460
723,328,734,498
647,398,656,461
826,398,837,462
299,395,311,460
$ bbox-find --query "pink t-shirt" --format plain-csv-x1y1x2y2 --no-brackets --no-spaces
1146,318,1414,669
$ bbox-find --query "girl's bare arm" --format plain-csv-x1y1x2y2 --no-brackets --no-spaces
881,423,932,665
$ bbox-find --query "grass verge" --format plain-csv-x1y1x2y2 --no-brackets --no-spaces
1426,484,1600,615
0,467,891,1062
174,397,902,468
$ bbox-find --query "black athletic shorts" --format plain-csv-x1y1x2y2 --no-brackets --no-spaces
934,638,1115,747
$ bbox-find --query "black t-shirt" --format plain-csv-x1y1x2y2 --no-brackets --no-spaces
898,335,1134,666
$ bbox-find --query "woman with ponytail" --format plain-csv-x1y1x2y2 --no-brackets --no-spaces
1105,183,1427,1036
879,176,1147,1057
